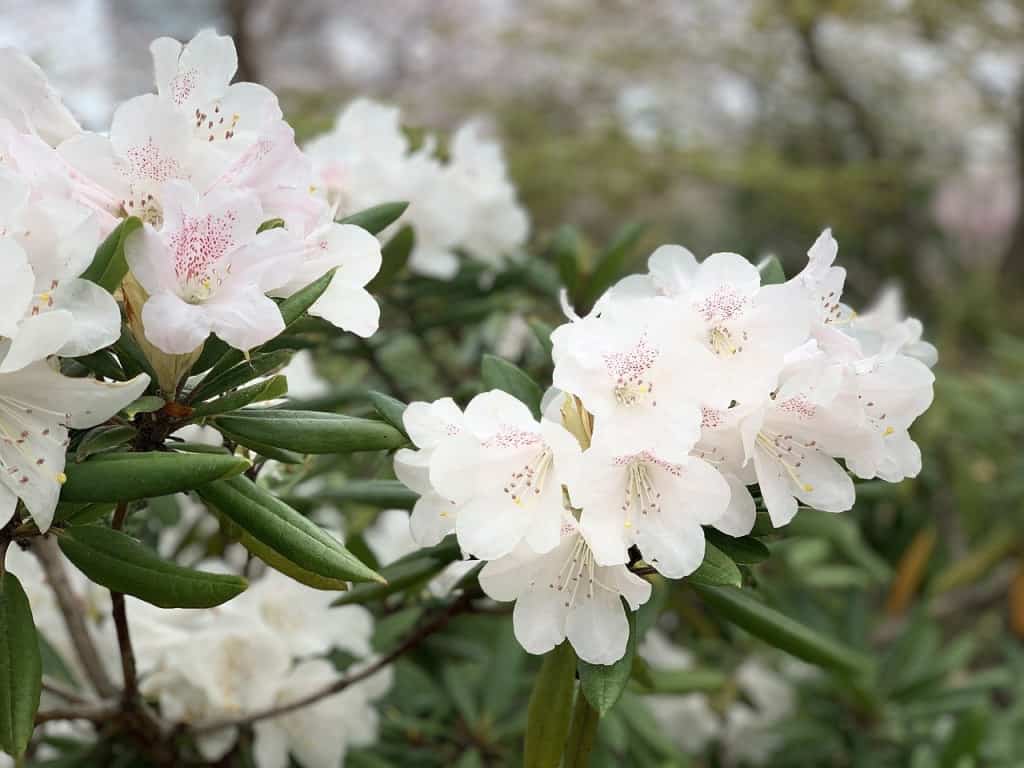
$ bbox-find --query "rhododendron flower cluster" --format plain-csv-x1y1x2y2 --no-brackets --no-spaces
306,99,530,279
396,230,936,664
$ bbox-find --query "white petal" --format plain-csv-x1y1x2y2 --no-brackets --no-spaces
409,493,457,547
693,252,761,299
177,30,238,104
635,519,705,579
204,286,284,352
566,588,629,665
309,281,380,338
0,48,81,145
52,279,122,357
753,447,798,528
648,244,698,296
0,311,72,373
713,474,757,537
793,451,855,514
478,551,531,602
513,584,569,656
251,723,289,768
0,238,35,338
141,292,212,355
455,496,530,560
125,223,179,296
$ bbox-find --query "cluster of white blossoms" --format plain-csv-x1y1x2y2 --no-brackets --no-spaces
7,501,392,768
395,231,936,664
305,99,530,279
639,630,800,764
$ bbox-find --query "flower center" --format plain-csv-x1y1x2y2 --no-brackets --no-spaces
756,430,816,492
708,325,747,356
169,209,239,303
550,536,596,607
502,446,553,506
603,334,659,408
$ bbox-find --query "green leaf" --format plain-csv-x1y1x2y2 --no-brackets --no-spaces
938,707,987,768
0,573,41,757
704,529,771,565
74,350,126,381
213,428,305,464
286,481,418,512
189,350,293,403
73,426,136,463
80,216,142,292
190,375,288,418
57,526,248,609
757,255,786,286
211,409,407,455
228,527,350,591
686,541,742,587
367,225,413,292
122,396,165,419
197,475,383,585
582,221,646,307
55,502,116,527
367,392,408,437
481,354,543,418
692,584,872,675
257,217,285,233
60,452,250,503
578,601,636,715
524,642,577,768
564,692,600,768
632,663,727,695
332,538,461,606
338,201,408,235
527,319,555,358
549,225,582,300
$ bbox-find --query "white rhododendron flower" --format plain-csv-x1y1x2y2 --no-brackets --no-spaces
0,358,149,531
0,47,81,146
125,180,299,354
393,396,471,547
438,390,581,560
552,297,711,460
479,514,651,664
306,98,529,279
575,445,730,577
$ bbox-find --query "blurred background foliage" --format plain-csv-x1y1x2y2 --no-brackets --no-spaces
6,0,1024,765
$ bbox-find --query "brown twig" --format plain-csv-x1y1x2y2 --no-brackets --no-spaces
35,702,119,725
30,537,117,698
193,592,473,734
110,503,138,699
42,677,89,705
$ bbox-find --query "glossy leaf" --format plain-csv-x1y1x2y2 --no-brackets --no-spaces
481,354,543,418
0,573,41,757
73,425,136,463
757,254,786,285
367,391,409,437
197,475,383,584
61,452,250,503
190,375,287,418
686,541,743,587
58,526,248,608
80,216,142,292
332,538,461,606
189,350,293,403
704,529,771,565
338,201,408,234
367,225,413,292
211,409,407,455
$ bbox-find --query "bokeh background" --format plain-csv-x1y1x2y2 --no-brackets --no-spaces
5,1,1024,765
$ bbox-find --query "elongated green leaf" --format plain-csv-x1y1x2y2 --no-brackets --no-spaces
190,350,293,403
74,350,126,381
229,527,350,591
58,527,247,608
367,225,413,292
578,601,636,715
564,693,600,768
74,426,136,463
0,573,41,757
61,452,250,503
632,662,727,694
338,202,408,234
692,584,872,674
481,354,543,418
367,392,408,437
528,319,555,358
704,529,771,565
80,216,142,292
55,502,115,527
332,538,461,606
191,375,287,418
212,426,305,464
549,225,582,300
524,642,577,768
197,475,382,584
582,221,646,307
285,481,418,513
686,541,742,587
211,409,406,455
757,255,786,285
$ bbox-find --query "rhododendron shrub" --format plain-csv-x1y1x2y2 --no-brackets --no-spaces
0,28,941,768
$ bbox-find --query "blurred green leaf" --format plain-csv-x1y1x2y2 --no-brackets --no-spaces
757,254,786,285
693,584,872,675
549,225,582,300
368,225,414,292
0,573,41,757
705,529,771,565
58,526,248,608
333,537,461,606
564,692,600,768
256,217,285,233
524,642,576,768
581,221,646,308
287,481,418,512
